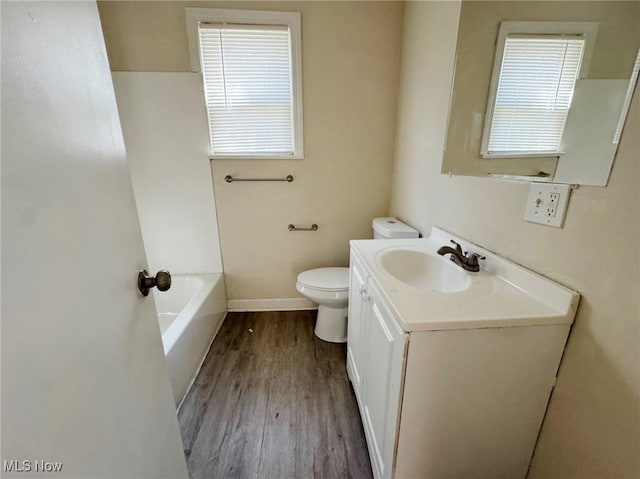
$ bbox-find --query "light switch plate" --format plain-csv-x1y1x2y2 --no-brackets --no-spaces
524,183,571,228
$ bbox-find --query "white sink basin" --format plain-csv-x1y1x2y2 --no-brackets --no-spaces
377,249,471,293
351,228,580,331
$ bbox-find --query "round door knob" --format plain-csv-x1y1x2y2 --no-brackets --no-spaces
155,270,171,291
138,269,172,296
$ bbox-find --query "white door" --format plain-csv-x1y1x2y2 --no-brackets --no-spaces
2,3,188,478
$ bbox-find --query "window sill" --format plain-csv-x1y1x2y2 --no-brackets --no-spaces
481,152,564,159
486,173,552,182
209,154,304,161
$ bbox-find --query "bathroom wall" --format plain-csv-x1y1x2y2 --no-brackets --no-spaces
98,1,404,308
113,72,223,275
390,2,639,478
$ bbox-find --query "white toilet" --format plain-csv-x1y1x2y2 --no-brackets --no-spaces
297,267,350,342
296,217,419,343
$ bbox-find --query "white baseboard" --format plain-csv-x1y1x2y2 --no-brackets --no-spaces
227,297,317,312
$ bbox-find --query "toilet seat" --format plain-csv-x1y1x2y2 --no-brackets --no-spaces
296,267,349,292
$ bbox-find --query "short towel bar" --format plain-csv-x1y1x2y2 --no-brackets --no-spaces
224,174,294,183
288,224,318,232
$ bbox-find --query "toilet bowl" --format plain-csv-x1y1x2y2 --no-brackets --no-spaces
296,267,349,343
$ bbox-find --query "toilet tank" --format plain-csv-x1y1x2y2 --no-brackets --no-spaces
372,217,419,239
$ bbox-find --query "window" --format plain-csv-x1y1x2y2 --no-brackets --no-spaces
481,22,597,158
186,9,303,159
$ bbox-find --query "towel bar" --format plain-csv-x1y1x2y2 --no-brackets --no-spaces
288,224,318,232
224,174,294,183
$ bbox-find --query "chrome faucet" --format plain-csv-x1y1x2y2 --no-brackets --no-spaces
437,240,485,272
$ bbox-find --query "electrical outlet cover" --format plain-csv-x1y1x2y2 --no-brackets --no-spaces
524,183,571,228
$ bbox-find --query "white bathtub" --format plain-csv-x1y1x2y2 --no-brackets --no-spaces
153,273,227,405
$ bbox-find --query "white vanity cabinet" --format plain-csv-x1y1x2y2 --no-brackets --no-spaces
347,231,579,479
346,257,367,398
347,253,408,479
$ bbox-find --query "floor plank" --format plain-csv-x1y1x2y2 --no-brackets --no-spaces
178,311,373,479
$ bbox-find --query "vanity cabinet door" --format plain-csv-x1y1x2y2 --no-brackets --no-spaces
347,252,368,401
361,282,408,479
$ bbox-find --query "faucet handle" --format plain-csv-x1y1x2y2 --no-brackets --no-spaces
466,252,486,267
450,240,463,254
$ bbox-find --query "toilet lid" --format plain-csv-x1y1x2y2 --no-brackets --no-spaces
297,267,349,292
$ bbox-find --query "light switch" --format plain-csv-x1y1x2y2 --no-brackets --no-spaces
524,183,571,228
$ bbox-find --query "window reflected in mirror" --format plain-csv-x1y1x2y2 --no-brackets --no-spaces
442,1,639,186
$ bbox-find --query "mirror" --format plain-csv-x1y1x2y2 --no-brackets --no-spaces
442,1,639,186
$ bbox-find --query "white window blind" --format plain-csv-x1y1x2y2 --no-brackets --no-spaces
486,35,585,155
199,24,295,156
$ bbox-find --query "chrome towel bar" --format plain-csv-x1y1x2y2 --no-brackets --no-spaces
288,224,318,232
224,174,294,183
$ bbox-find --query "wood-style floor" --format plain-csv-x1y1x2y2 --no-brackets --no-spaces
178,311,373,479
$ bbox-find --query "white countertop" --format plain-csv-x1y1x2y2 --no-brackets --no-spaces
350,227,580,332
